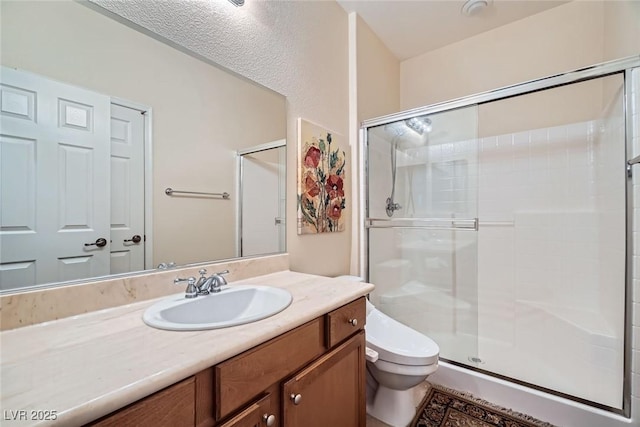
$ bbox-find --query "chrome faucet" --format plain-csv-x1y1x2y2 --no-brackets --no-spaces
195,269,229,295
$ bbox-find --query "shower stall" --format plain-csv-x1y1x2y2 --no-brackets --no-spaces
361,57,639,423
237,140,286,257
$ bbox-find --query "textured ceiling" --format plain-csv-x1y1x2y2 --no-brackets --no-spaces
88,0,299,97
337,0,569,60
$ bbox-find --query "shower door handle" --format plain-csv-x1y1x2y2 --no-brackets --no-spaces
627,155,640,177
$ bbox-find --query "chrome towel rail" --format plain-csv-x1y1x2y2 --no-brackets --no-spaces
366,217,478,231
165,188,230,199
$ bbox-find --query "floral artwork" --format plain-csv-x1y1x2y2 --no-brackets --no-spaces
297,119,346,234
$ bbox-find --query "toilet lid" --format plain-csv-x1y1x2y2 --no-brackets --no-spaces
366,309,439,366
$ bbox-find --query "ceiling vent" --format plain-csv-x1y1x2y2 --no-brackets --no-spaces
461,0,490,16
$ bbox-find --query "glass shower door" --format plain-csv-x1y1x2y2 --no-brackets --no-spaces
475,74,626,409
366,105,480,366
238,143,286,257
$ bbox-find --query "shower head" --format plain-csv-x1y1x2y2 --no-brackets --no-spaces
384,121,408,138
404,116,432,135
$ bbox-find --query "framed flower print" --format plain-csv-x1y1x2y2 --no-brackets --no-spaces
297,118,346,234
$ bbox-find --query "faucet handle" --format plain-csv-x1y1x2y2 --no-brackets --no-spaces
198,268,207,277
174,277,197,298
215,270,229,286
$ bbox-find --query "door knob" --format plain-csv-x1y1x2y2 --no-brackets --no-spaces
262,414,276,426
124,234,142,244
84,238,107,248
290,393,302,405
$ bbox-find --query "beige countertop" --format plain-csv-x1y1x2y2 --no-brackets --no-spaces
0,271,374,427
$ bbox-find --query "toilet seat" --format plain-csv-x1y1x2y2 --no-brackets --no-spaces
366,308,439,366
370,358,439,376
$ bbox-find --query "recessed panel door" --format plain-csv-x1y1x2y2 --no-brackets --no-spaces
109,103,145,274
0,67,110,289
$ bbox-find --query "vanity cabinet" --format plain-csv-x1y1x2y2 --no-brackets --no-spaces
86,298,366,427
215,297,366,427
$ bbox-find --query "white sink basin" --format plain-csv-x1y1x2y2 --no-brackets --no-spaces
143,285,292,331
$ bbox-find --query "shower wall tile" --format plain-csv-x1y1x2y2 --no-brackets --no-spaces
475,112,626,402
633,396,640,420
634,185,640,210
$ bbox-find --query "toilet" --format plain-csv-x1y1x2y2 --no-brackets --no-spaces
336,276,440,427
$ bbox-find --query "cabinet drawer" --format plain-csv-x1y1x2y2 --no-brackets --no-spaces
218,394,276,427
87,377,195,427
326,297,365,348
215,317,325,420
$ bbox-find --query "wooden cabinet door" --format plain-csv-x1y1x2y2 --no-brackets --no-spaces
282,331,365,427
218,394,276,427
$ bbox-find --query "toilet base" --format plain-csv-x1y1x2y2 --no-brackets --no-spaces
367,384,417,427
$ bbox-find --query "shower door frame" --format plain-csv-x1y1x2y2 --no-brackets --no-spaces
236,139,287,258
360,55,640,417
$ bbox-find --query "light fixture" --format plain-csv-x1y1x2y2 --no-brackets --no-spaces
228,0,244,6
461,0,489,16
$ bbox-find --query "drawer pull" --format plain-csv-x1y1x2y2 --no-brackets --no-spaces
290,393,302,405
348,318,358,326
263,414,276,426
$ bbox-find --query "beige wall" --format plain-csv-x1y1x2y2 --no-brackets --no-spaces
604,0,640,62
1,1,286,267
280,2,351,276
350,14,401,275
400,0,640,110
356,15,401,123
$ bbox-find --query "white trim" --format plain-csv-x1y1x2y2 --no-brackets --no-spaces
110,96,154,270
236,139,286,156
348,12,359,276
358,127,367,280
235,154,243,258
144,108,153,270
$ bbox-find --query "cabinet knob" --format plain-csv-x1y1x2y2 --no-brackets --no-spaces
290,393,302,405
348,318,358,326
263,414,276,426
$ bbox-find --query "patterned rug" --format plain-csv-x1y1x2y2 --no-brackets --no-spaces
410,384,556,427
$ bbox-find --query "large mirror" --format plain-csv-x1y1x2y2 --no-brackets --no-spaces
0,1,287,292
